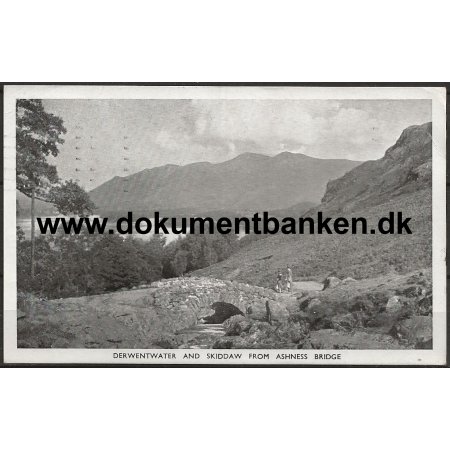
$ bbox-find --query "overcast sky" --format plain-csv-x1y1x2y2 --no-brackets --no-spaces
42,99,431,190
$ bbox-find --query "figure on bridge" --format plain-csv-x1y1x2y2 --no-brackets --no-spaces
286,265,293,293
275,266,293,293
276,270,283,293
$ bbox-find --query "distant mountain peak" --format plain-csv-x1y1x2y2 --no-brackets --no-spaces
229,152,271,161
273,151,310,160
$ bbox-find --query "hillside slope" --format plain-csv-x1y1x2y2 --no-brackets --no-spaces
193,123,432,286
89,151,360,215
321,122,432,213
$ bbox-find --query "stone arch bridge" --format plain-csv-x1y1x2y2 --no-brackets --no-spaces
149,277,293,325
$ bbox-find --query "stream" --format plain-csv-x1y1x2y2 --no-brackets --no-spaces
177,323,226,349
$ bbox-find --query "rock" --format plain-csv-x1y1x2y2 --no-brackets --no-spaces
245,299,287,323
415,338,433,349
331,313,358,331
307,298,322,309
349,297,375,313
342,277,356,284
17,309,26,320
303,329,403,349
223,315,252,336
407,273,428,285
386,295,402,312
299,298,311,311
248,321,274,335
322,276,341,290
365,311,397,329
215,321,307,349
276,322,309,344
390,315,432,347
153,334,183,349
287,311,309,325
417,294,432,315
212,338,235,349
397,286,425,298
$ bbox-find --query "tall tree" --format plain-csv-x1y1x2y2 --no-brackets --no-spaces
50,179,95,216
16,100,65,198
16,99,94,277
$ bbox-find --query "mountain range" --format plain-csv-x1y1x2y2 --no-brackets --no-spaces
193,122,433,285
89,152,361,215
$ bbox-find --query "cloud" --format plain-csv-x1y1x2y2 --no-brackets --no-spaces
43,98,432,189
153,100,430,162
327,108,382,145
192,100,329,147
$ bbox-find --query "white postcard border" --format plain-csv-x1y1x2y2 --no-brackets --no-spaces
3,85,447,365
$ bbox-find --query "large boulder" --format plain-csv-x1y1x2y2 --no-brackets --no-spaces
245,298,290,323
390,315,432,348
322,276,341,290
417,294,432,316
331,313,359,331
342,277,356,284
397,286,426,298
307,298,322,309
223,315,252,336
386,295,402,312
214,321,309,349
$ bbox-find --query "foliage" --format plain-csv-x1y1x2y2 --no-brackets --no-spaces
49,179,95,216
17,223,243,299
163,233,240,278
17,233,167,299
16,99,94,215
17,226,25,243
193,188,433,288
171,250,188,277
16,99,65,198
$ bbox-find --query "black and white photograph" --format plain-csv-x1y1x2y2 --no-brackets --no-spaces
2,85,447,365
2,3,450,450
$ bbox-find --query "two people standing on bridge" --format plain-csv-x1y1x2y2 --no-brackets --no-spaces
276,265,293,293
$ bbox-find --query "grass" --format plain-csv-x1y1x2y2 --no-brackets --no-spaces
193,188,432,288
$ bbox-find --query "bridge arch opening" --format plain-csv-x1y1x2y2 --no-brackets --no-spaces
201,302,245,324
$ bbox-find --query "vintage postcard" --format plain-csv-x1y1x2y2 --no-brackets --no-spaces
2,85,447,365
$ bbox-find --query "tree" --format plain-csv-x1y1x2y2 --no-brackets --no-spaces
90,235,147,292
16,226,25,243
172,250,188,277
16,100,65,199
50,179,95,216
16,100,95,277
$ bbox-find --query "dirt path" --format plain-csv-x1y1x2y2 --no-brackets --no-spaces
274,280,323,297
292,281,323,292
